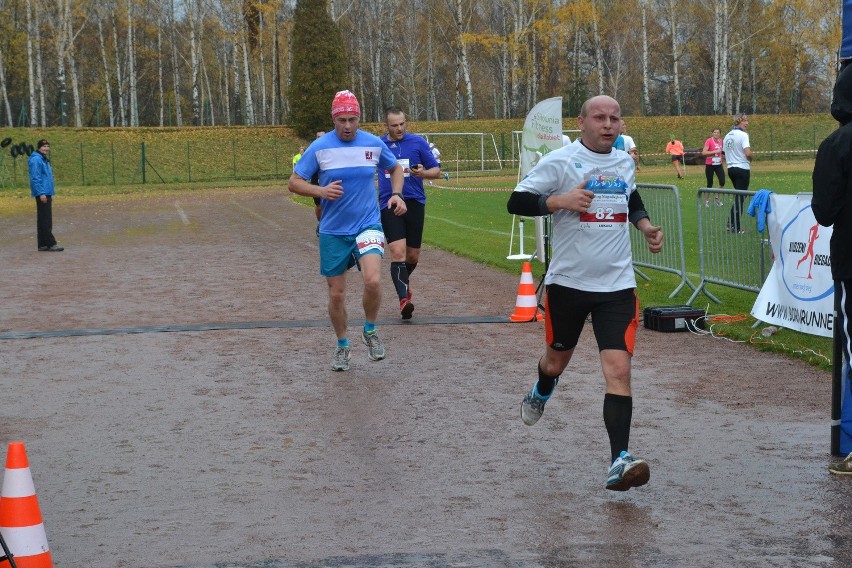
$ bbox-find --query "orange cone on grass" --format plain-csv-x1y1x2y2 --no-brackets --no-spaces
510,262,544,322
0,443,53,568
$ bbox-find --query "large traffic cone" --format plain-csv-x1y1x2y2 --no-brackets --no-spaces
0,443,52,568
510,262,544,322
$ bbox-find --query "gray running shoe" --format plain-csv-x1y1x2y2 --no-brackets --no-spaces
520,387,548,426
829,452,852,475
331,346,351,371
606,450,650,491
362,330,386,361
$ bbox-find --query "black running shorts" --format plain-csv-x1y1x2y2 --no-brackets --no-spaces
380,199,425,248
544,285,639,354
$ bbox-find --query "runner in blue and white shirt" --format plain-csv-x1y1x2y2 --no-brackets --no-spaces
289,90,405,372
507,95,664,492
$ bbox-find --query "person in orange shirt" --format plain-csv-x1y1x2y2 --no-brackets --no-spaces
665,136,685,179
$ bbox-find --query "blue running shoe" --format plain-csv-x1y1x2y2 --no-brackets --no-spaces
606,450,650,491
520,385,549,426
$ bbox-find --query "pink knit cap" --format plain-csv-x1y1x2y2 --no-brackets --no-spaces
331,90,361,119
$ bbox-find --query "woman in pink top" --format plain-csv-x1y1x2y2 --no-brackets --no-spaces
701,128,725,207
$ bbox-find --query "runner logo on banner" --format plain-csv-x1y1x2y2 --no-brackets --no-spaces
751,193,835,337
519,97,564,179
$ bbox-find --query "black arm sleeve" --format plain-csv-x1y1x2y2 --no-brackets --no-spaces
628,190,650,226
507,191,549,217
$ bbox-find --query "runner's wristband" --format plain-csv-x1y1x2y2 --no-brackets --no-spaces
392,192,403,198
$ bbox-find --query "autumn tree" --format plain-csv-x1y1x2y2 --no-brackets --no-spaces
287,0,346,138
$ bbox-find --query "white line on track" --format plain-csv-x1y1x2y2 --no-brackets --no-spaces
174,202,190,225
230,199,282,229
426,214,510,237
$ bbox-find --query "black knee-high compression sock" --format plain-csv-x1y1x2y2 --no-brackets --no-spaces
536,363,560,397
390,262,410,300
406,262,417,276
603,393,633,463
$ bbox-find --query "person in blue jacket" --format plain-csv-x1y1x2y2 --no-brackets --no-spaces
28,139,63,252
378,107,442,319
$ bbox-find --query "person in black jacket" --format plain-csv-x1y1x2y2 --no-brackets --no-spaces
812,63,852,474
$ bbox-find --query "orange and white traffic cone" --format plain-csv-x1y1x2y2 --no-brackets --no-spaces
510,261,543,322
0,442,53,568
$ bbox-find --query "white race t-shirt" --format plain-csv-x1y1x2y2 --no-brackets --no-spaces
622,135,636,153
513,141,639,292
723,128,751,170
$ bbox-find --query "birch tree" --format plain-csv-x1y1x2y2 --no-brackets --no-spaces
96,11,116,126
168,0,182,126
0,43,12,126
126,0,138,126
113,10,127,126
641,0,652,115
26,0,38,126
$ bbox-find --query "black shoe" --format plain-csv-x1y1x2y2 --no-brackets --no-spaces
38,246,49,251
47,245,64,251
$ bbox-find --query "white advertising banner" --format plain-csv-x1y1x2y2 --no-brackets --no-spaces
519,97,564,179
751,193,835,337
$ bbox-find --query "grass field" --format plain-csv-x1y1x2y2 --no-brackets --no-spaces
0,121,834,371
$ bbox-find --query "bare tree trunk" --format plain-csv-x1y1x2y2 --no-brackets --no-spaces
220,47,231,126
188,19,200,125
34,7,46,125
591,1,604,95
241,33,255,125
712,0,721,114
26,0,37,126
530,26,538,107
232,37,241,125
97,16,116,127
271,20,278,125
201,47,215,126
67,46,82,126
55,0,70,126
509,1,521,116
454,0,474,118
668,0,680,114
428,32,438,120
157,22,164,126
169,0,182,126
641,0,651,115
258,11,267,124
0,45,12,126
500,40,509,118
721,0,730,114
750,52,755,114
112,12,126,126
126,0,138,126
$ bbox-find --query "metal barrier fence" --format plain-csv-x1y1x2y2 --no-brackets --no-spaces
687,188,772,305
630,183,697,298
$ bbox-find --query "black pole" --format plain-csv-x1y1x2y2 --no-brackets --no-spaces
833,284,844,456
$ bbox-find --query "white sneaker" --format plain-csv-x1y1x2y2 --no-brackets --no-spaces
606,450,650,491
362,330,386,361
331,346,351,371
